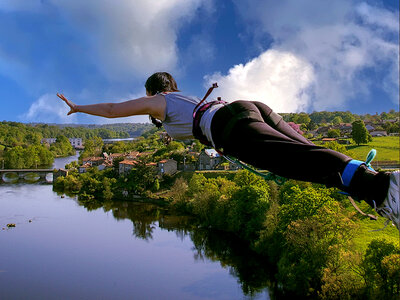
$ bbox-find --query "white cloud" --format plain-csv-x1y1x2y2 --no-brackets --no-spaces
356,2,399,32
82,91,152,124
47,0,205,79
21,92,151,124
21,94,77,124
205,50,314,113
230,0,399,112
1,0,211,123
1,0,206,79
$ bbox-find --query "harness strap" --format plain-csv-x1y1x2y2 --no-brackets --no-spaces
193,100,226,146
193,83,218,118
348,196,378,220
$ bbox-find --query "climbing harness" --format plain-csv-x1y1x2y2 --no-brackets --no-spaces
192,83,226,147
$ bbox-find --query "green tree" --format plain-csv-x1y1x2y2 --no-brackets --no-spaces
342,112,356,123
277,201,357,297
362,239,400,298
82,137,104,158
327,128,340,138
50,135,75,157
323,141,353,156
332,116,343,125
351,120,372,145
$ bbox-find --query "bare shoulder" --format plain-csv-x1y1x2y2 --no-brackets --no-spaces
146,94,166,120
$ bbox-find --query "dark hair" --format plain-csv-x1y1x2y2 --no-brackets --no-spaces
145,72,179,95
145,72,179,128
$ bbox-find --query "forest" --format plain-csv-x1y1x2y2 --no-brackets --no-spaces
0,121,152,168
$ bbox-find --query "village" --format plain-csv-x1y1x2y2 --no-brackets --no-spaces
43,115,399,178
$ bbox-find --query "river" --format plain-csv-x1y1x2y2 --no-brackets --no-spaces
0,154,274,299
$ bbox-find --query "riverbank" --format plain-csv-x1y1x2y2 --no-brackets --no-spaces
53,165,400,299
2,183,271,299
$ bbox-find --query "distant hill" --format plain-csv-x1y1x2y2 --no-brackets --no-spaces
27,122,153,137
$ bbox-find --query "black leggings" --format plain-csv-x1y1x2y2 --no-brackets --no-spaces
210,100,389,204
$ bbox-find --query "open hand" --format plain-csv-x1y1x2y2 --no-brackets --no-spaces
57,93,78,115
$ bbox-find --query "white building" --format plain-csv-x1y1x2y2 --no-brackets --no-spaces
69,138,83,148
41,137,83,148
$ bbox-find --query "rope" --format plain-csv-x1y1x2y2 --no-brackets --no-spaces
223,155,287,185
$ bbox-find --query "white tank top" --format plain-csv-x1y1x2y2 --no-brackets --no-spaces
162,93,222,146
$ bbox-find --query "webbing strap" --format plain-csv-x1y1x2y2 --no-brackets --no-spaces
193,83,218,117
348,196,378,220
342,160,363,187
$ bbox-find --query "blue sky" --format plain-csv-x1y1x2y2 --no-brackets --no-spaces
0,0,398,124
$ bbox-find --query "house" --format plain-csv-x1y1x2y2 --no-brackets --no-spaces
316,126,330,136
119,159,138,175
339,123,352,134
79,163,92,173
82,156,105,166
97,160,113,171
108,153,125,161
69,138,83,148
158,159,177,175
126,151,140,160
321,138,337,143
137,151,154,158
41,137,83,149
198,149,223,170
370,131,388,137
365,125,375,132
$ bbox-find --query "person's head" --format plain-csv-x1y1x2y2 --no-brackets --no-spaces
145,72,179,96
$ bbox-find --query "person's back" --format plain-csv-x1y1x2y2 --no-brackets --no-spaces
162,93,199,140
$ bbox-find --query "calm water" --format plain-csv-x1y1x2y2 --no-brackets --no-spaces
0,156,273,300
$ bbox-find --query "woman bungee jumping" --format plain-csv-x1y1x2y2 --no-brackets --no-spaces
57,71,400,231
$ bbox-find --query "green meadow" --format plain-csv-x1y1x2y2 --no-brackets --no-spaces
345,200,399,252
346,136,400,162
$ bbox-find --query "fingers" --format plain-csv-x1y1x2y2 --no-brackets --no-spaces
57,93,76,115
57,93,67,101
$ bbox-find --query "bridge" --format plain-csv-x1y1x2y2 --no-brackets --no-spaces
0,169,55,182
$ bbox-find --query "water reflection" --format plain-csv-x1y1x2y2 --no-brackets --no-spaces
76,198,276,298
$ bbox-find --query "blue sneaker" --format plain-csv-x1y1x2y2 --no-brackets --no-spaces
375,171,400,231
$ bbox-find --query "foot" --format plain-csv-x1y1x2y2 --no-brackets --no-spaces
375,171,400,231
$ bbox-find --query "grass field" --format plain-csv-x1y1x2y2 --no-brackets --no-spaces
354,217,399,251
341,200,399,252
346,136,399,162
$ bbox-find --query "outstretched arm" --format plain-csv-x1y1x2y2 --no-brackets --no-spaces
57,93,166,120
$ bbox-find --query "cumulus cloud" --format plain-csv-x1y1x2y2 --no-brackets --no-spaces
0,0,210,123
1,0,206,79
205,50,314,112
225,0,399,112
48,0,205,79
21,94,77,124
21,93,151,124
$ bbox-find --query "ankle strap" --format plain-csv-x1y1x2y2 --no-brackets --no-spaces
342,160,364,187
